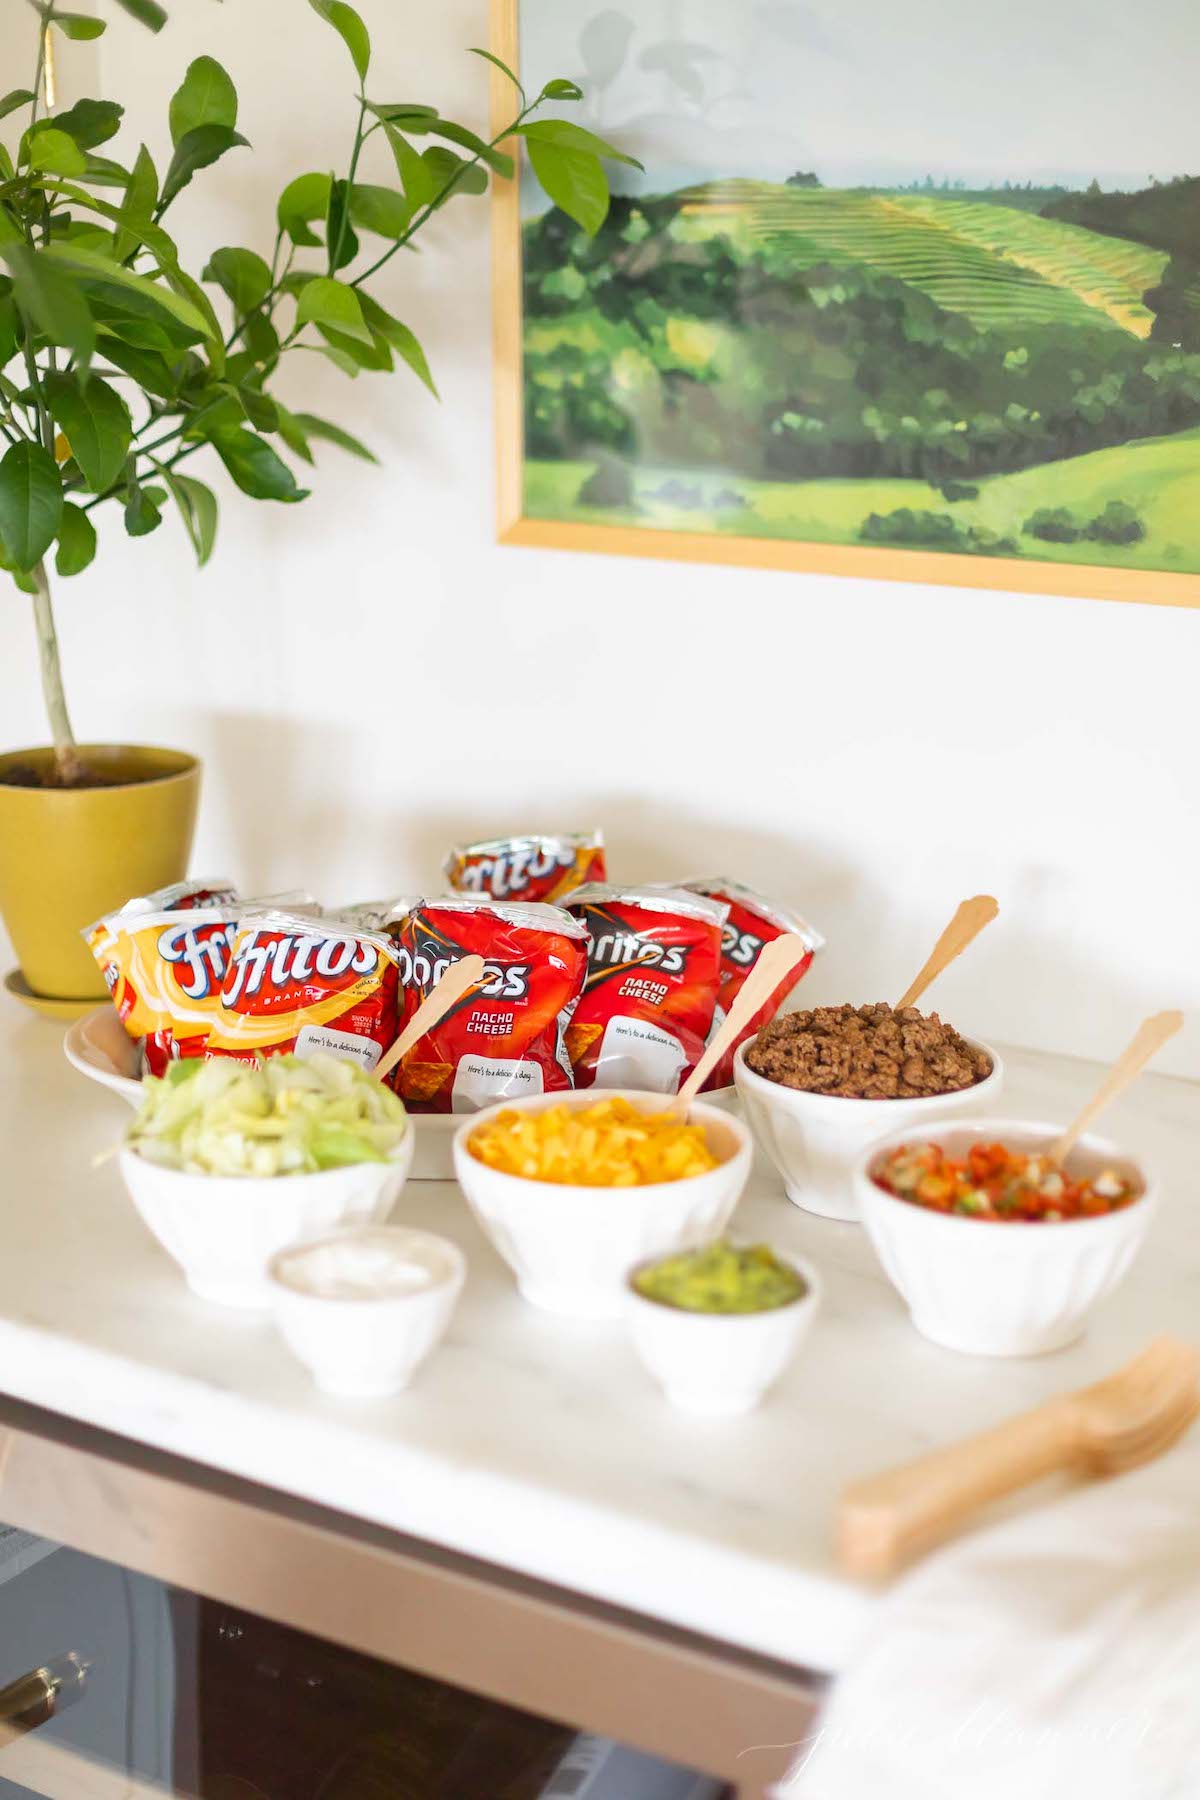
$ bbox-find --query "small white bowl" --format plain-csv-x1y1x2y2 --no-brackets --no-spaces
855,1118,1157,1356
452,1090,753,1319
64,1006,142,1106
118,1132,415,1310
734,1036,1003,1221
625,1249,821,1415
267,1227,465,1397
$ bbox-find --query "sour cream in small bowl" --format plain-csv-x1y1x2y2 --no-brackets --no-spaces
268,1227,466,1397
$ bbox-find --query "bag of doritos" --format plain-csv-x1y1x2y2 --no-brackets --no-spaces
685,879,824,1090
388,896,587,1112
564,885,727,1095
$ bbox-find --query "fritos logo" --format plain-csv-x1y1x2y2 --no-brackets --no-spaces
445,833,605,906
158,919,237,1000
223,929,378,1008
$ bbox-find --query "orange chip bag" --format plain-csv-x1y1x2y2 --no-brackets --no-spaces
83,905,242,1076
685,879,824,1090
205,911,400,1074
445,833,605,906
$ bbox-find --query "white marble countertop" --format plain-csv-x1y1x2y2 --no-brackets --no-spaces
0,1002,1196,1675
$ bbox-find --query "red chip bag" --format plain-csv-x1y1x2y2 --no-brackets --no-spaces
564,885,727,1094
444,833,605,905
205,912,400,1075
389,897,588,1113
685,879,824,1090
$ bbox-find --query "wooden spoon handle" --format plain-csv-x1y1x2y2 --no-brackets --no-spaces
674,934,813,1110
375,954,486,1085
895,894,999,1012
1048,1009,1184,1167
838,1401,1072,1579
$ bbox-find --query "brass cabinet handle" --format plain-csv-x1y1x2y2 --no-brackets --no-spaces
0,1653,89,1749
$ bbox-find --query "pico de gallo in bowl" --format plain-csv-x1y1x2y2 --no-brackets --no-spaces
873,1138,1139,1222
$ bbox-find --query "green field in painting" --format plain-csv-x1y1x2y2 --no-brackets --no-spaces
525,429,1200,574
679,182,1168,336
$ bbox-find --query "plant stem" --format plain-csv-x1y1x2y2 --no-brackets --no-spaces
30,559,83,783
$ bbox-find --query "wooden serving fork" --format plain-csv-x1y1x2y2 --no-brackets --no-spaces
839,1336,1200,1579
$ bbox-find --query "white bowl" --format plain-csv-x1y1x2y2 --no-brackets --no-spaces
855,1118,1157,1356
267,1227,466,1397
452,1090,753,1319
625,1249,822,1415
118,1131,415,1309
734,1037,1003,1221
64,1006,142,1105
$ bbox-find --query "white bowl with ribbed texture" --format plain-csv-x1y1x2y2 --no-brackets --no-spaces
452,1090,752,1320
855,1118,1156,1356
625,1249,821,1414
119,1134,414,1310
734,1037,1003,1221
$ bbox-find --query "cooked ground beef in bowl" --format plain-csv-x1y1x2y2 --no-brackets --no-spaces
745,1003,992,1100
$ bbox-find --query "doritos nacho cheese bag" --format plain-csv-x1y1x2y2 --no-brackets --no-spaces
389,896,587,1113
685,879,824,1091
564,885,727,1094
445,833,605,906
205,912,400,1075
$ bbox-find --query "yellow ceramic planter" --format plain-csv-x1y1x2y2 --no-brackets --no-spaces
0,744,200,1001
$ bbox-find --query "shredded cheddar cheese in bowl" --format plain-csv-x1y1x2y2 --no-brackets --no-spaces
467,1097,720,1187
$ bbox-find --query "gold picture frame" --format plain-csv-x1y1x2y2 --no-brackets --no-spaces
490,0,1200,609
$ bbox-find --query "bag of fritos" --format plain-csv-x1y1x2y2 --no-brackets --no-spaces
564,885,727,1095
388,896,588,1112
444,832,605,906
685,879,823,1090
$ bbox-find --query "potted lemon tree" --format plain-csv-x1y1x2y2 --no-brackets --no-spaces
0,0,635,1004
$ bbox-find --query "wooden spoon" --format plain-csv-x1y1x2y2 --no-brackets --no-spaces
673,933,813,1113
375,954,486,1085
1047,1009,1184,1167
839,1335,1200,1579
895,894,999,1012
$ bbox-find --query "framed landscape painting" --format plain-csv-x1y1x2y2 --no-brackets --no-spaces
490,0,1200,606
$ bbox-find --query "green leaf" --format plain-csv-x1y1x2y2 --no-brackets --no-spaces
358,292,437,395
316,323,391,371
305,0,371,81
211,427,308,502
160,125,249,210
272,403,314,464
51,14,106,40
424,120,513,177
0,441,63,571
78,154,131,189
277,171,331,247
305,342,359,379
41,242,209,336
293,411,378,463
43,371,132,492
295,276,372,345
524,138,608,235
2,245,95,365
0,92,35,125
422,146,488,199
382,124,434,208
242,311,280,365
325,180,359,272
518,119,642,168
27,128,88,177
114,144,159,261
112,0,167,28
169,57,237,147
347,183,410,238
161,467,217,564
203,246,271,313
55,503,97,577
124,481,163,536
364,101,439,126
223,381,276,431
95,335,179,400
541,78,584,101
467,49,524,99
52,99,124,150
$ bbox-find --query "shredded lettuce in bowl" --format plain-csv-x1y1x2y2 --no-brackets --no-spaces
126,1054,409,1177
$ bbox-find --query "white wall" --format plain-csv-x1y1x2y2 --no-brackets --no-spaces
1,0,1197,1076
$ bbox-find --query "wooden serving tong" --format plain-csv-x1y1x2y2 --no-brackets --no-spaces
839,1336,1200,1578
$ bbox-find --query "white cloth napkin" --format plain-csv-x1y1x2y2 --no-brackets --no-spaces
778,1431,1200,1800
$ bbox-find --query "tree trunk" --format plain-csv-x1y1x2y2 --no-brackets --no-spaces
30,559,84,786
